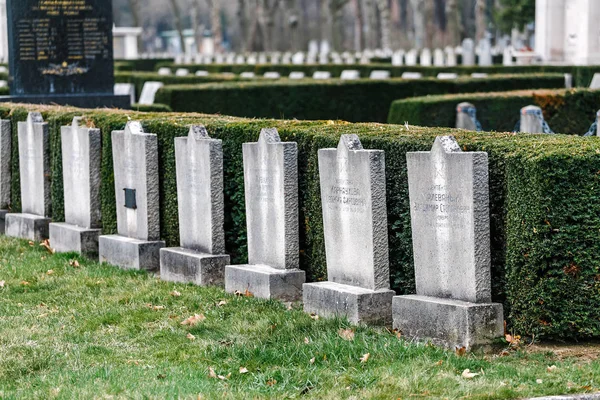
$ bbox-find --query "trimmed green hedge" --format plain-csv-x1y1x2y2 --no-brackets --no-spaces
0,87,7,96
155,74,566,123
131,103,172,113
154,63,600,87
114,58,174,72
1,103,600,340
388,88,600,135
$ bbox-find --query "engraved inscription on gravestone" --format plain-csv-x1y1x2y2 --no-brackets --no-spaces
6,0,114,95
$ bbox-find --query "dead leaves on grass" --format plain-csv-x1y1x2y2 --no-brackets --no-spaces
338,328,354,341
181,313,206,326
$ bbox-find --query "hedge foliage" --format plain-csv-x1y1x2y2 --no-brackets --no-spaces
388,88,600,135
155,74,566,123
154,62,600,87
114,58,175,72
1,103,600,340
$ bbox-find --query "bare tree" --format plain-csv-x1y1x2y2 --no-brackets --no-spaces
168,0,186,52
374,0,390,49
409,0,425,48
352,0,364,50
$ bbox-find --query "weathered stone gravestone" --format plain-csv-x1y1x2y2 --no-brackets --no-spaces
303,135,394,324
313,71,331,80
264,72,281,79
405,49,418,66
240,72,255,79
160,126,230,285
157,67,172,76
98,121,165,270
5,112,51,240
471,73,488,78
392,136,503,349
114,83,135,105
456,102,481,131
49,117,101,257
175,68,189,76
445,46,457,66
520,105,553,134
401,72,422,79
478,38,493,66
433,48,445,66
437,73,458,80
225,128,305,301
340,70,360,80
590,73,600,89
369,70,391,80
139,82,164,105
0,119,11,232
289,71,306,80
462,39,475,66
195,70,209,77
420,48,432,66
392,50,404,66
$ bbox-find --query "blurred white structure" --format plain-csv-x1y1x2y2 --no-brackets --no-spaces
0,0,7,64
536,0,600,65
113,26,143,60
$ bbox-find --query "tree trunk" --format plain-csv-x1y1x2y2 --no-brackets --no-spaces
475,0,486,41
375,0,390,49
445,0,460,46
409,0,424,49
237,0,248,51
352,0,364,51
168,0,186,53
210,0,223,52
127,0,143,52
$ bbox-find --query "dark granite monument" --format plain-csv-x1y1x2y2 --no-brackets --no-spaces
1,0,129,108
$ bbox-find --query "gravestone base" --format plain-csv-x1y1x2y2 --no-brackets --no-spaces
392,295,504,350
49,222,101,258
99,234,165,271
303,281,394,325
5,213,50,241
160,247,229,286
225,264,305,302
0,210,8,234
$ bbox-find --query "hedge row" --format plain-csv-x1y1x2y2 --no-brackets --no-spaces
114,58,175,72
1,103,600,340
154,62,600,87
155,73,566,123
388,88,600,135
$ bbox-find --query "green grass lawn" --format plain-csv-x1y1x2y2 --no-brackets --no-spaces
1,236,599,399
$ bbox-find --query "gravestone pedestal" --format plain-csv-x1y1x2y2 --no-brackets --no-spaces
392,136,503,350
5,113,51,241
161,247,229,286
50,223,101,256
5,213,50,241
98,121,164,271
303,135,393,325
224,128,305,301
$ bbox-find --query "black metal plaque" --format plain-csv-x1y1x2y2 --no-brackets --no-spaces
124,188,137,209
6,0,115,96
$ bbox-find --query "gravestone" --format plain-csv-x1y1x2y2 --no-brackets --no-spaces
456,102,480,131
292,52,305,65
235,55,245,64
240,72,255,79
0,119,11,232
392,136,503,349
596,110,600,136
420,48,432,66
195,70,209,77
289,71,305,79
437,73,458,80
0,81,6,88
157,67,172,76
98,121,165,270
160,126,230,285
312,71,331,80
503,47,514,66
471,73,488,78
303,135,394,324
433,48,445,66
5,113,51,240
520,105,551,134
392,51,404,66
139,82,164,105
49,117,101,257
462,39,475,66
175,68,189,76
114,83,135,105
590,73,600,89
564,73,573,89
405,49,418,66
340,70,360,80
225,128,305,301
369,70,391,80
478,38,493,66
2,0,129,108
445,46,457,66
264,72,281,79
401,72,422,79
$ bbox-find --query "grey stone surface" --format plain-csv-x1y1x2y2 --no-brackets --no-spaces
111,121,160,241
224,128,304,300
175,125,225,254
303,281,394,325
114,83,135,105
0,210,7,233
243,128,299,270
0,119,11,210
340,70,360,80
18,112,50,217
406,136,491,303
369,70,390,80
456,102,478,131
61,117,102,229
99,234,165,271
160,247,229,286
139,82,164,105
49,222,101,257
318,135,389,291
5,213,50,241
392,295,503,350
520,105,545,134
462,38,475,66
160,125,229,286
225,264,305,302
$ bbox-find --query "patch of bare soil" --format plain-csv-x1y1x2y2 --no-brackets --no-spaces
527,341,600,361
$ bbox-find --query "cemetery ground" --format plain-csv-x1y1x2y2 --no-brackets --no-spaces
0,236,599,399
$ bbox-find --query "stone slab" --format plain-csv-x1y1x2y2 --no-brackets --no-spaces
49,222,101,257
61,117,101,229
225,264,305,302
407,136,491,303
242,128,299,269
5,212,50,241
160,247,229,286
18,112,50,217
0,119,11,209
392,295,503,350
98,234,165,271
138,82,164,105
0,210,8,233
318,135,389,291
303,281,394,325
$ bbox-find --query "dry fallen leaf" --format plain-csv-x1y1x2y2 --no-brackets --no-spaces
360,353,370,363
304,337,310,344
461,369,480,379
266,379,277,386
455,346,467,356
547,365,558,373
434,360,443,366
181,313,206,326
153,305,165,310
217,300,227,306
46,269,54,275
309,357,315,364
244,289,254,298
536,379,543,384
20,281,30,286
171,290,182,297
40,240,55,254
338,328,355,341
310,313,319,320
218,373,231,381
28,241,34,246
187,333,196,340
239,367,248,374
69,259,80,268
0,280,5,288
208,367,217,378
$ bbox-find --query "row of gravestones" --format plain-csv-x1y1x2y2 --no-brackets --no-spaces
456,103,557,134
0,113,504,350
